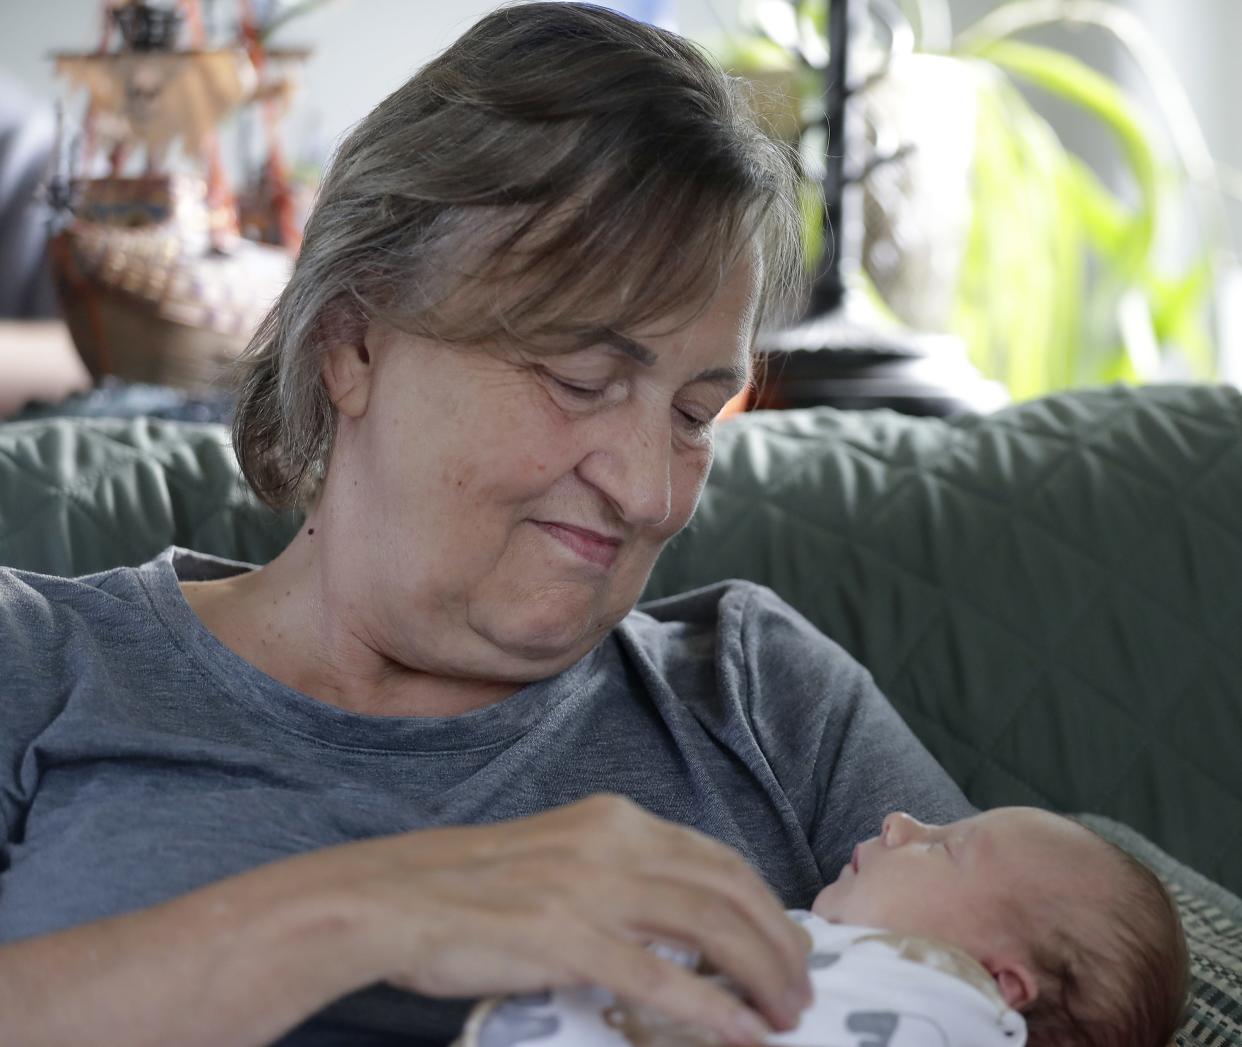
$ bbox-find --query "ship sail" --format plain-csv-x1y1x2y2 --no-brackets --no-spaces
54,50,256,160
46,0,309,395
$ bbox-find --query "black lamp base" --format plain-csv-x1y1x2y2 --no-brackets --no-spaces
754,311,1008,418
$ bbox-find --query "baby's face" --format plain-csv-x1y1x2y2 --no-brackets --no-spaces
812,806,1109,959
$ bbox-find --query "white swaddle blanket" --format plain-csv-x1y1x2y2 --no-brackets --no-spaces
458,912,1028,1046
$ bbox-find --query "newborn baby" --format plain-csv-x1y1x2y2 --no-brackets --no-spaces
808,806,1189,1047
459,807,1189,1047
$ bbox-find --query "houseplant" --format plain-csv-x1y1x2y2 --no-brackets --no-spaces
712,0,1237,401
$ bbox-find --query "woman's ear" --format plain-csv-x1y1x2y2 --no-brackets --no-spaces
985,956,1039,1011
322,327,375,419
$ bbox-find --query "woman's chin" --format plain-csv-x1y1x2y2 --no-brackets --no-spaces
473,585,616,666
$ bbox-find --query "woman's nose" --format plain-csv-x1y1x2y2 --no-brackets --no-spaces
577,418,673,528
881,812,931,847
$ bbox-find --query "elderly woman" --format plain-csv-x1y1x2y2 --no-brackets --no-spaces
0,5,972,1046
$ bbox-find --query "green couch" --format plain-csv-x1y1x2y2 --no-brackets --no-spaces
2,383,1239,1044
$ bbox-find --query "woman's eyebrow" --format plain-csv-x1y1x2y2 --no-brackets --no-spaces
596,328,749,393
595,328,658,366
693,364,749,393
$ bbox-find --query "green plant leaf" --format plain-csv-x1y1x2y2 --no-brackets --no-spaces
712,5,1221,397
1060,157,1128,262
799,178,824,273
951,69,1085,398
716,35,799,74
956,38,1160,268
1148,258,1216,375
797,0,828,44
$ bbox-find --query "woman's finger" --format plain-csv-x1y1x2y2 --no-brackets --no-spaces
552,797,811,995
636,822,813,1003
584,871,806,1031
563,927,775,1047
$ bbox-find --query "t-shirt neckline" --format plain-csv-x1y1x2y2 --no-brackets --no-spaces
135,546,602,754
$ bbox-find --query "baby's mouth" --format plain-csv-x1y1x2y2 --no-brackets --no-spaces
852,845,861,873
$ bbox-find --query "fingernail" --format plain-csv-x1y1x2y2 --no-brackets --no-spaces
731,1008,771,1044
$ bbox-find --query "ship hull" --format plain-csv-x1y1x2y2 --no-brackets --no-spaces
49,174,291,397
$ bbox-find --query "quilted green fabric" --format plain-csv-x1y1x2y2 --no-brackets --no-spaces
644,383,1242,895
0,419,299,577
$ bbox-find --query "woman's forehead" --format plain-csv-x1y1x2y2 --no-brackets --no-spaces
625,255,761,350
489,255,759,366
422,196,766,347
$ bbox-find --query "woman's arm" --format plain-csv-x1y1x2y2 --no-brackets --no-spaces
0,847,374,1047
0,795,811,1047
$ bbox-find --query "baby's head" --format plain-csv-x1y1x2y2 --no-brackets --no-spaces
812,807,1188,1047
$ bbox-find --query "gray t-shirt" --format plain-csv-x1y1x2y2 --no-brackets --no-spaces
0,548,972,1046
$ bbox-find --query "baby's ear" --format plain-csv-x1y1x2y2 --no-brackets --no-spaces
985,957,1039,1011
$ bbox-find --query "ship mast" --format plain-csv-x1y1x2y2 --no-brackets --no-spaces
179,0,242,251
57,0,303,254
238,0,300,251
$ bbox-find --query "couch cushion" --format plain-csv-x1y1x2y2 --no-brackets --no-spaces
0,417,299,576
645,384,1242,895
1082,814,1242,1047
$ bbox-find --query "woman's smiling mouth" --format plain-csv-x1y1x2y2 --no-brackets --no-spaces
533,521,622,568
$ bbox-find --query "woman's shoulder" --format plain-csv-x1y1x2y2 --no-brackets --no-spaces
0,549,194,665
0,561,163,771
629,579,857,670
0,553,149,660
619,579,871,741
0,560,139,630
633,578,806,629
0,547,244,622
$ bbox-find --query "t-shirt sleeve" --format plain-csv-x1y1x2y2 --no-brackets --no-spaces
0,570,78,854
733,585,975,883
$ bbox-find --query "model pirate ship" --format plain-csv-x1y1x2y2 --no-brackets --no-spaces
48,0,309,395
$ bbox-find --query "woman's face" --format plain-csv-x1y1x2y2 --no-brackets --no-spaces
319,261,756,685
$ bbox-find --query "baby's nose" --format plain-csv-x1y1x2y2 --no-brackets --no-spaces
882,811,931,846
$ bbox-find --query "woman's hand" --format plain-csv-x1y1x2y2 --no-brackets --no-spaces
322,794,813,1045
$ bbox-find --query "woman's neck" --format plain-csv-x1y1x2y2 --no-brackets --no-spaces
178,531,521,718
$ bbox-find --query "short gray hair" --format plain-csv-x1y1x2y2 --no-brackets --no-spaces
232,1,808,510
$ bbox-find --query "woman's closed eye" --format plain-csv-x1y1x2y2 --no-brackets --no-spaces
537,361,622,402
675,404,716,439
543,365,719,440
550,374,611,401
